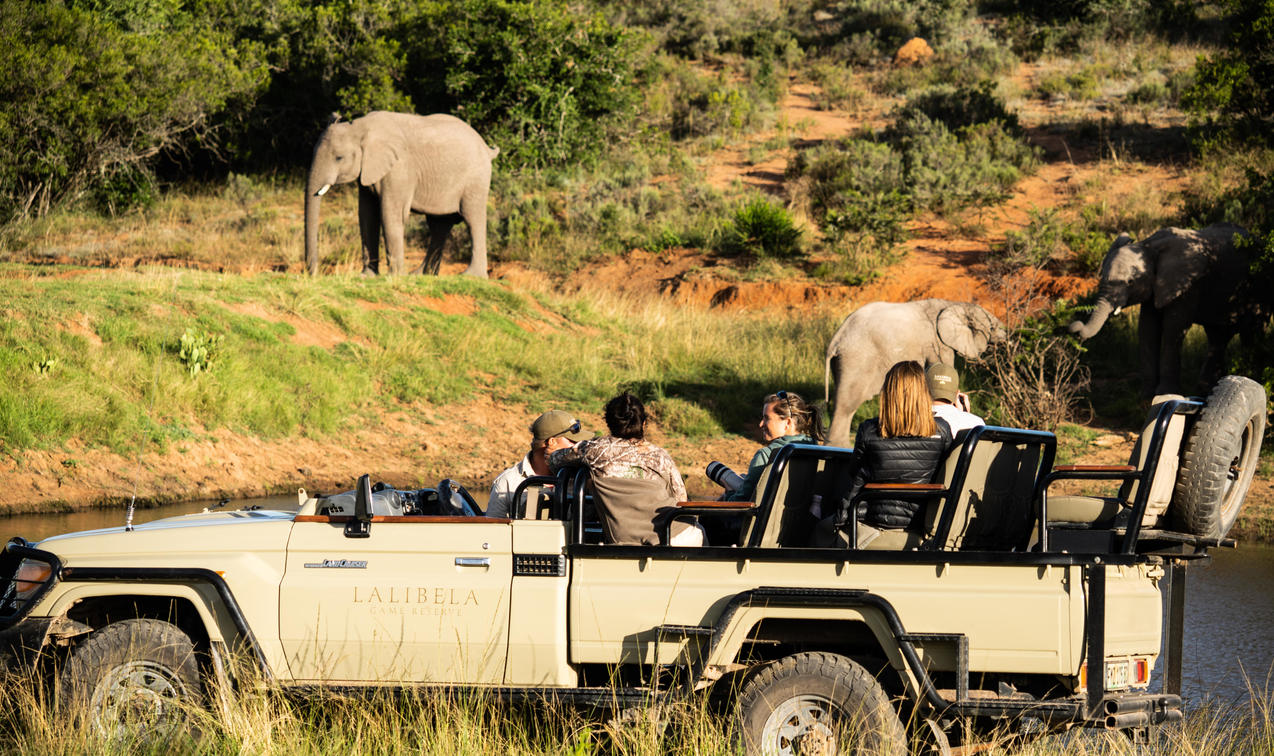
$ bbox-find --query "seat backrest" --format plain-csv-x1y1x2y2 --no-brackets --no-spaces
755,456,823,548
749,445,858,548
588,475,678,546
1119,395,1188,525
940,440,1042,550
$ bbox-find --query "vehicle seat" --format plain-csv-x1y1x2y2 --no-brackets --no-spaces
1047,395,1189,529
855,427,1051,552
746,445,858,548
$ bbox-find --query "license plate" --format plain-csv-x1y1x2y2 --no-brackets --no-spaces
1105,660,1131,689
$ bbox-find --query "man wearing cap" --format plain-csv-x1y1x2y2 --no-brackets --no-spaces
927,363,984,435
486,410,588,518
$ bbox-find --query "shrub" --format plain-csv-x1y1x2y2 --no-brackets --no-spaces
0,1,266,219
1183,0,1274,151
715,197,804,260
406,0,644,170
893,81,1021,133
974,296,1092,431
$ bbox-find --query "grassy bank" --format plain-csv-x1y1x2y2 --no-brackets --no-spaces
0,265,839,456
1,674,1270,755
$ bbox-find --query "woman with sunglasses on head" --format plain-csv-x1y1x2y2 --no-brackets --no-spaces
549,391,698,545
720,390,825,503
819,360,951,548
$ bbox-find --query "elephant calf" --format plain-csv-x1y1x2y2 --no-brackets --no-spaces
304,111,499,277
824,299,1005,446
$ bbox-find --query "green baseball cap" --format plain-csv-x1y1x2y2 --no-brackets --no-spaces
530,410,588,442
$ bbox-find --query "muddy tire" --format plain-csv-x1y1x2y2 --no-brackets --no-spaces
58,618,202,736
1172,376,1267,539
734,652,906,756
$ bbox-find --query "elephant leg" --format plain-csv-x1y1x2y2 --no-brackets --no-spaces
1157,306,1192,396
1137,304,1163,397
414,214,458,275
1200,325,1234,390
459,192,489,278
379,203,408,275
358,187,381,276
828,361,874,447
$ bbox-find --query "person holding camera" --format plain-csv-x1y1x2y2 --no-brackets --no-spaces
711,390,825,503
926,363,984,436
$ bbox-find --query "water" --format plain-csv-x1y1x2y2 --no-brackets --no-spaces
1172,543,1274,706
2,495,299,543
3,502,1272,706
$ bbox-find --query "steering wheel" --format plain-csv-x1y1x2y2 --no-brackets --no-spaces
437,479,481,517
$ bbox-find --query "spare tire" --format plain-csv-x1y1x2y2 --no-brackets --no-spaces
1172,376,1267,539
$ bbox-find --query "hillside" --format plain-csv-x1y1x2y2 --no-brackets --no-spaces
1,38,1271,539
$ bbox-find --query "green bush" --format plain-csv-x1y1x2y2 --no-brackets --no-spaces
0,0,266,220
1183,0,1274,151
893,81,1021,133
405,0,643,170
715,197,804,259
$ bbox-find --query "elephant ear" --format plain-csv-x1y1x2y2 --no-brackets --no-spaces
1148,228,1214,310
359,131,401,187
936,307,985,358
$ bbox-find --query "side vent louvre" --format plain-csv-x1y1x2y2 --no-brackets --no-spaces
513,554,566,577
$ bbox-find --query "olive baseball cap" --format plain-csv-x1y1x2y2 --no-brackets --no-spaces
926,363,959,403
531,410,588,442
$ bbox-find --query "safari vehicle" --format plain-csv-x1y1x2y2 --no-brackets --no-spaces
0,376,1266,753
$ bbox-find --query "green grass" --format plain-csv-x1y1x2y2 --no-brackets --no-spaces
0,267,840,455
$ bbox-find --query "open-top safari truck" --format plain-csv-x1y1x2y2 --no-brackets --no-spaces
1,376,1266,753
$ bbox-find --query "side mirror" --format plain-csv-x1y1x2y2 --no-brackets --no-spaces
344,474,372,538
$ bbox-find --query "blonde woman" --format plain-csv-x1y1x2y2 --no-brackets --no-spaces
834,361,952,544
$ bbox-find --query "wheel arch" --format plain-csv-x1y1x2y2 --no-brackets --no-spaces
701,588,925,706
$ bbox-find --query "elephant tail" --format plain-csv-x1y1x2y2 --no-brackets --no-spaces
824,350,833,405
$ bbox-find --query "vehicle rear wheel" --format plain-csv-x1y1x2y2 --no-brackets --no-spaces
1172,376,1267,538
734,652,906,756
58,618,202,736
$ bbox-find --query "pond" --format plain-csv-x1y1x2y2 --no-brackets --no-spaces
4,500,1271,707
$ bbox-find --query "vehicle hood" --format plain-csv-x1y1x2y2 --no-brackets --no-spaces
34,510,297,564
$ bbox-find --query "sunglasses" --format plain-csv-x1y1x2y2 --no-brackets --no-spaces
549,420,582,439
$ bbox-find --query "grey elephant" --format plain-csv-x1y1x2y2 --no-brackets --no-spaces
1068,223,1251,396
824,299,1006,446
305,111,498,277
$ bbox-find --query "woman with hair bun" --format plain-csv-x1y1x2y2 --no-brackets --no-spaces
721,390,824,503
549,391,696,545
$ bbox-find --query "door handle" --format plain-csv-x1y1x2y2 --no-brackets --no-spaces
455,557,490,567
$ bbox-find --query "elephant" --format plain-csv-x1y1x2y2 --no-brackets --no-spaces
1067,223,1252,397
824,299,1006,446
304,111,498,277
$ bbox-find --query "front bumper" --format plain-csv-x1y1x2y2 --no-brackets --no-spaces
0,616,51,673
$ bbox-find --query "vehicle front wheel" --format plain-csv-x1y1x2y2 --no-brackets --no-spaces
734,652,907,756
58,618,203,736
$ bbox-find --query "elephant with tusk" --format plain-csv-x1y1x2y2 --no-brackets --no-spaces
1067,223,1253,397
304,111,498,277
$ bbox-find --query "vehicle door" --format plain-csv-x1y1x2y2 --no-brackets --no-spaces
280,514,512,684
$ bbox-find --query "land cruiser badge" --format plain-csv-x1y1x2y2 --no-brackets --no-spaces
304,559,368,569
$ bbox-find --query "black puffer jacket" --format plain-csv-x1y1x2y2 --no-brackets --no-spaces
840,417,953,530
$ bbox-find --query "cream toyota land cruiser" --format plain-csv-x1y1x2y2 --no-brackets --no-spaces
1,376,1266,754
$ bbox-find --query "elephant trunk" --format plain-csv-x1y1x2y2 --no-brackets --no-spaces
304,179,330,276
1068,298,1116,340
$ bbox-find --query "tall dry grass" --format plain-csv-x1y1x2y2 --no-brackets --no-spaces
2,665,1272,755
